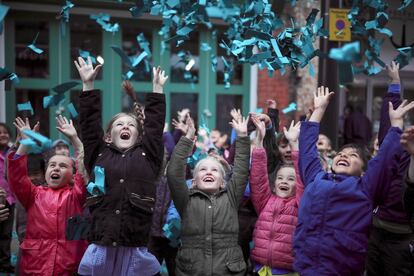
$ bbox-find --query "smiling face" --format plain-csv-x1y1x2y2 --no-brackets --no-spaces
274,166,296,198
332,147,364,176
45,155,74,189
193,158,225,194
0,125,10,149
107,114,139,150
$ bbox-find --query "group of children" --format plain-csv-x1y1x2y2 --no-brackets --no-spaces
0,58,413,276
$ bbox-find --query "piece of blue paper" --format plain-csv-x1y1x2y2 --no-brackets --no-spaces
0,4,9,35
21,129,52,154
52,81,80,94
27,32,44,54
87,166,105,195
43,94,65,109
17,101,34,115
282,103,297,114
0,67,19,84
67,103,78,118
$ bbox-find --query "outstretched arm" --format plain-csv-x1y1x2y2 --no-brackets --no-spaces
227,115,250,208
13,117,39,156
75,56,104,173
141,67,167,174
299,87,333,185
166,116,195,216
363,100,414,202
249,115,272,213
378,61,402,145
56,115,88,183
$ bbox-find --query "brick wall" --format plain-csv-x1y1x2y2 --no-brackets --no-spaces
257,69,291,131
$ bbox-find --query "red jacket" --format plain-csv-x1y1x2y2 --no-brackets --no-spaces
250,148,303,270
7,153,88,276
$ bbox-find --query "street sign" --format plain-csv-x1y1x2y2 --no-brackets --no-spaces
329,8,351,42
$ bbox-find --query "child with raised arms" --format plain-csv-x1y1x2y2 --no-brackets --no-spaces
293,86,414,275
74,56,167,275
167,115,250,275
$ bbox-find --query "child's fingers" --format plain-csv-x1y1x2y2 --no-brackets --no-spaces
78,56,85,66
74,60,81,71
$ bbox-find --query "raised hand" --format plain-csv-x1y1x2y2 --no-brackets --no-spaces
386,61,400,85
56,115,78,139
185,115,196,140
314,86,334,110
251,114,265,147
230,116,248,137
389,100,414,129
230,108,242,123
172,118,189,135
283,120,301,150
177,108,190,123
266,99,277,109
13,117,39,139
74,56,102,91
152,66,168,93
309,86,334,123
401,126,414,155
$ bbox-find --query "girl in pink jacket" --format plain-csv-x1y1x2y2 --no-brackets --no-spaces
249,117,303,276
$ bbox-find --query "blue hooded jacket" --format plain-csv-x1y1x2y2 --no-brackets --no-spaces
293,121,403,275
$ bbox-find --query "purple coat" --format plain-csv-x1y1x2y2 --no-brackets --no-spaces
375,84,411,225
293,121,403,275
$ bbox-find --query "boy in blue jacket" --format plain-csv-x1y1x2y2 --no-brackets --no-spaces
293,86,414,275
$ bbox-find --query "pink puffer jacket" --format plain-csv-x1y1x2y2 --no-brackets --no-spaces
249,148,303,270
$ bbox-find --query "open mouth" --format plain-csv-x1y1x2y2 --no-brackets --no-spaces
337,160,349,167
202,176,215,182
50,173,60,180
278,185,289,191
120,132,131,140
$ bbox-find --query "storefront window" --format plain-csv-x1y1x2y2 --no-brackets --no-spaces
216,94,242,135
70,18,103,79
122,26,153,82
170,32,199,83
170,92,198,124
15,21,49,78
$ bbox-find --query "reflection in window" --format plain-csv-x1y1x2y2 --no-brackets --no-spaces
15,89,50,137
15,21,49,78
216,33,243,85
170,93,198,125
170,32,199,83
122,26,153,82
121,92,148,113
216,94,242,135
70,19,102,79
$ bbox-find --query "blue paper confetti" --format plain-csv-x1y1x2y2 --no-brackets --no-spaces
0,4,9,35
329,41,360,63
20,129,52,154
27,32,43,54
282,102,297,114
67,103,78,118
87,166,105,195
90,13,119,33
59,1,74,36
79,49,96,64
0,67,19,84
17,101,34,115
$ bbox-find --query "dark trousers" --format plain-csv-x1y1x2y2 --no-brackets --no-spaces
148,236,178,276
0,203,14,266
366,226,413,276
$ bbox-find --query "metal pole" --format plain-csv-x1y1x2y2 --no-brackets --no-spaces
318,0,340,149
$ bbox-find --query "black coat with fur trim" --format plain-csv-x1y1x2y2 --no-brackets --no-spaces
79,89,165,247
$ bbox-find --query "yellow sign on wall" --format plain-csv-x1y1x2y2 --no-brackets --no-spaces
329,8,351,42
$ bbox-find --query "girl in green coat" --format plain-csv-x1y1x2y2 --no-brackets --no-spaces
167,115,251,276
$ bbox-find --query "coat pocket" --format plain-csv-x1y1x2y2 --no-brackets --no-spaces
176,248,194,273
129,193,155,215
225,259,246,273
225,247,246,274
